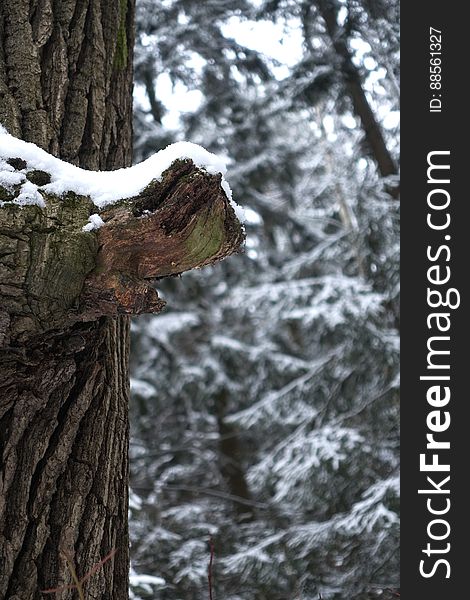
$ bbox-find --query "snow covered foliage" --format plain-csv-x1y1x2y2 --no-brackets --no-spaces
129,1,399,598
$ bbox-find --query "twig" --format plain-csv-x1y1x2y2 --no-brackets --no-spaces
61,549,85,600
208,536,215,600
80,548,117,583
41,547,117,596
160,483,269,509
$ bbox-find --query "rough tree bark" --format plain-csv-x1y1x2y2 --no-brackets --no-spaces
0,2,243,598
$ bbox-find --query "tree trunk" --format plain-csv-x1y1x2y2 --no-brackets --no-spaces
0,1,135,596
0,317,131,599
0,2,243,598
215,390,254,522
316,0,399,197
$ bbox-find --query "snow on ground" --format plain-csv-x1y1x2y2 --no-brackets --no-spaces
0,125,244,220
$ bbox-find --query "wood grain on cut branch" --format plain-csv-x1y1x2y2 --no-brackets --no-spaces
0,158,244,345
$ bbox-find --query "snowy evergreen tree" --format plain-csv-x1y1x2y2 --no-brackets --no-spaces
129,1,399,598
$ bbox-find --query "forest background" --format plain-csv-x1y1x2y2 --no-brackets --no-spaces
129,1,400,598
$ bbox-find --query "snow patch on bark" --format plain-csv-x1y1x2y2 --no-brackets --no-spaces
82,213,105,232
15,181,46,207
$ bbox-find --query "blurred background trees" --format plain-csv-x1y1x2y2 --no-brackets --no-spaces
129,1,399,598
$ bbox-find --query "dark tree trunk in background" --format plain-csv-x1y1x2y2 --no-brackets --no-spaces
215,391,254,522
316,0,399,196
0,1,135,597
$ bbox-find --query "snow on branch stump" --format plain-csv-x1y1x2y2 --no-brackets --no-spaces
0,130,244,346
